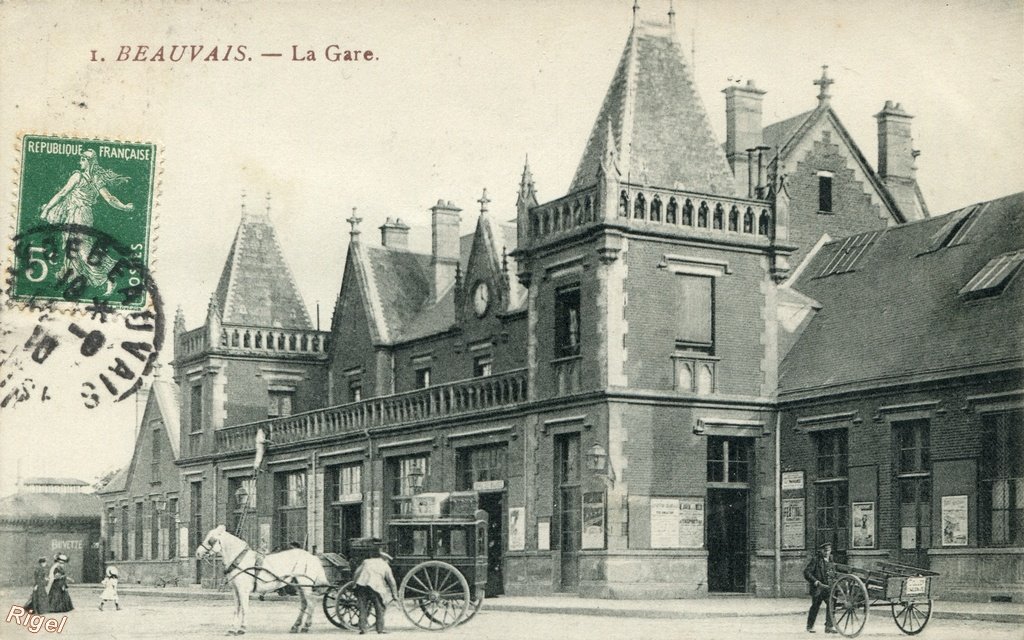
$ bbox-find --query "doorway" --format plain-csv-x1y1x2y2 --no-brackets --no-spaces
898,477,931,569
478,492,505,595
555,433,581,591
707,489,749,593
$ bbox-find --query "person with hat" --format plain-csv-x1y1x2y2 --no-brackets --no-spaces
803,541,837,633
99,566,121,611
24,557,49,614
352,546,398,635
46,553,74,613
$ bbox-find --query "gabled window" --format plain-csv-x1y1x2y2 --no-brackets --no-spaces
818,172,833,213
960,249,1024,300
554,285,581,358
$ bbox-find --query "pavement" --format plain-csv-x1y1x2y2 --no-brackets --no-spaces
66,583,1023,625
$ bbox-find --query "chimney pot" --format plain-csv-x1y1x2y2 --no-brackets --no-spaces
723,81,767,192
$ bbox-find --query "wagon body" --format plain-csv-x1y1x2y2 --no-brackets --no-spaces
828,561,939,638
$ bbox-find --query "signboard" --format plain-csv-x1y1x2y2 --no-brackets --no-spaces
508,507,525,551
678,497,704,548
941,495,968,546
650,498,681,548
582,492,606,549
851,502,875,549
904,577,927,596
781,471,805,491
473,479,505,492
782,498,805,550
537,519,550,551
338,492,363,504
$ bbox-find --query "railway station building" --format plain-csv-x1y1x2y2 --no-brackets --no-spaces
144,9,1022,600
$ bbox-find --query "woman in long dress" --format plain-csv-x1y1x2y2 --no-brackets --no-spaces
46,553,74,613
24,557,49,614
39,149,134,292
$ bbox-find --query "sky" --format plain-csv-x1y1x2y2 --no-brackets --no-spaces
0,0,1021,495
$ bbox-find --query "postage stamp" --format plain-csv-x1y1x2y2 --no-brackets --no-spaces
10,134,156,308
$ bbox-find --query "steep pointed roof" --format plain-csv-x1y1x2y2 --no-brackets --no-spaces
570,20,736,195
212,203,313,330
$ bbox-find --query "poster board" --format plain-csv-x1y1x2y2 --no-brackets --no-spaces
582,491,606,549
508,507,525,551
650,497,704,548
537,519,550,551
782,497,805,550
677,497,704,548
781,471,805,491
941,495,968,546
851,502,875,549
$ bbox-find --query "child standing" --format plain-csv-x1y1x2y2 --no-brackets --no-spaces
99,566,121,611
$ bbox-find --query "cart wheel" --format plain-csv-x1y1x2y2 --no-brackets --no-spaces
891,599,932,635
458,587,484,625
321,586,345,629
399,560,470,630
330,581,373,632
829,574,869,638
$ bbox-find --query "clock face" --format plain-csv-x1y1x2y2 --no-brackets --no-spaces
473,282,490,317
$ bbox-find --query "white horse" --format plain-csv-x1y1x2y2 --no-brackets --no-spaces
196,526,328,635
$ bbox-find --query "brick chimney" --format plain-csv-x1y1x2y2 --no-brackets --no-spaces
875,101,915,182
723,80,767,194
379,217,410,249
430,200,461,301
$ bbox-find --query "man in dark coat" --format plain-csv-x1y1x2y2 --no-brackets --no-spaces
804,541,836,633
24,557,49,614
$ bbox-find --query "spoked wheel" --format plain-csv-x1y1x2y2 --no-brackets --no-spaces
330,581,373,632
458,588,484,625
891,599,932,635
399,560,470,630
321,585,345,629
829,574,869,637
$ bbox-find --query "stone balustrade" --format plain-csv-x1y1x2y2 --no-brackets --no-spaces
214,368,529,454
176,324,330,359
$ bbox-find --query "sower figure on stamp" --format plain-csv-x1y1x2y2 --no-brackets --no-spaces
352,547,398,635
24,557,49,614
39,148,134,294
804,541,837,634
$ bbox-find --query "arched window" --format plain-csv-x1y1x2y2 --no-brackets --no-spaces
542,210,550,234
682,200,694,226
619,191,629,217
728,206,739,232
289,335,297,350
255,332,263,349
243,331,251,348
758,210,771,236
697,202,709,228
743,208,754,233
277,335,286,350
697,365,713,394
650,196,662,222
677,362,692,392
231,331,240,347
562,205,571,230
666,198,678,224
573,201,582,226
634,192,646,220
584,196,593,222
713,204,724,230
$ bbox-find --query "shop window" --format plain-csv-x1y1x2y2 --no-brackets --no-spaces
473,355,493,378
327,464,362,556
980,411,1024,546
274,471,307,548
268,390,294,418
415,367,432,389
678,275,713,352
390,455,429,516
554,285,581,358
457,445,508,490
707,437,751,483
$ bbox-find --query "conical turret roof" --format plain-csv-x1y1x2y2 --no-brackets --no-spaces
211,201,312,330
570,19,736,195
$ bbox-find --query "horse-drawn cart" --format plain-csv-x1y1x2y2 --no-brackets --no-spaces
829,561,940,637
322,509,488,632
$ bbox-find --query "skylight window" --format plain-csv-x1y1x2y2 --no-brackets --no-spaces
816,230,881,278
959,250,1024,300
924,204,983,253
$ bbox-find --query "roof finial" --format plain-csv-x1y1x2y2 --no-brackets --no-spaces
240,190,247,217
265,191,272,215
347,207,362,237
520,155,534,190
814,65,834,106
668,0,676,27
478,188,491,215
633,0,640,26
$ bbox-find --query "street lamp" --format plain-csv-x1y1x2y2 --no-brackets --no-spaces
407,465,425,495
235,484,250,509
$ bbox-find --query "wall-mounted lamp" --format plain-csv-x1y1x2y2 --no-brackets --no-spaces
586,443,608,473
234,484,250,509
407,466,425,495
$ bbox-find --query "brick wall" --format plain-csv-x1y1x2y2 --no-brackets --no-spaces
329,259,380,402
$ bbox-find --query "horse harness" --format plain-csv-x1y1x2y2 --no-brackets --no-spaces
223,544,269,592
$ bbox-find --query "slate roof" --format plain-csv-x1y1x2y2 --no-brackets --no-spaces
762,109,815,157
0,492,101,521
780,192,1024,398
151,378,181,459
21,477,89,487
96,468,128,495
212,207,313,330
569,20,736,195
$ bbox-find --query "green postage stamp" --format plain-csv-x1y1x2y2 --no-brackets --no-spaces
12,134,157,308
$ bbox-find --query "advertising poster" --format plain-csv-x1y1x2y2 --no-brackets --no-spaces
650,497,681,549
782,498,805,550
537,519,550,552
508,507,525,552
851,502,875,548
941,495,969,546
677,497,704,548
781,471,805,491
582,491,606,549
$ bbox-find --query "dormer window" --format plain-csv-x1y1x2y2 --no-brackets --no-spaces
818,171,834,213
